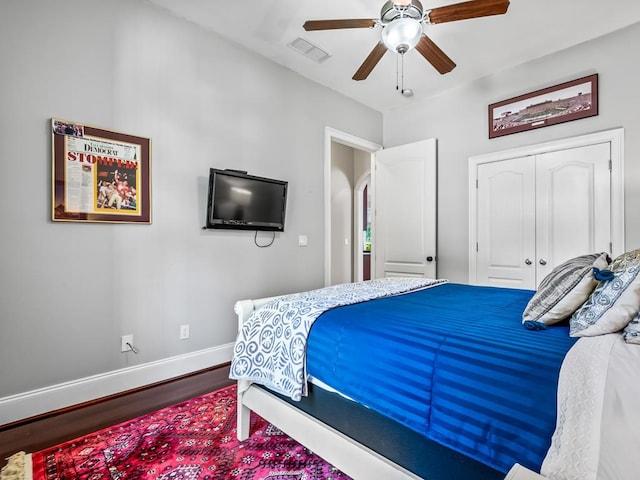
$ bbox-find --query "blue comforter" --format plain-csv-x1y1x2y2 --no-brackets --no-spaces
305,283,578,473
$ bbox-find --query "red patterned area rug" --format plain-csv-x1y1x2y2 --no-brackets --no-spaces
19,385,352,480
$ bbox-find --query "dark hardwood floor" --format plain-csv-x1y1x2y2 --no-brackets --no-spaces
0,363,233,463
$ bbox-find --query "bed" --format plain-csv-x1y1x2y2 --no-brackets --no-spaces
230,252,640,480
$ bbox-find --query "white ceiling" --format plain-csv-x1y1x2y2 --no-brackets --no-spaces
148,0,640,112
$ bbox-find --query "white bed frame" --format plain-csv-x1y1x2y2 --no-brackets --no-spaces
234,297,422,480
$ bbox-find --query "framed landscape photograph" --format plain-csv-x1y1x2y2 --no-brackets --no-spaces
52,118,152,223
489,74,598,138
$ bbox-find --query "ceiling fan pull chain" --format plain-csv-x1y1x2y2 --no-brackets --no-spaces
400,53,413,97
396,53,400,92
401,53,405,93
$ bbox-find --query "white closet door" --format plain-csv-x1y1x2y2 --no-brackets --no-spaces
475,142,612,289
535,142,611,279
470,129,623,288
476,157,537,289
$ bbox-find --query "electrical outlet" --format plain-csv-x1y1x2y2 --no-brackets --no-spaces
121,334,133,352
180,324,190,340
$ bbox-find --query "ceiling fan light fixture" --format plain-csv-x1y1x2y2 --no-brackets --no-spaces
381,18,422,54
303,0,510,81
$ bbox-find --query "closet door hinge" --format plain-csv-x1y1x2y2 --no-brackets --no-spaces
609,159,612,171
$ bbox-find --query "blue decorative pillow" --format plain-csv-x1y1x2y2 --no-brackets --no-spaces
570,249,640,337
522,252,610,329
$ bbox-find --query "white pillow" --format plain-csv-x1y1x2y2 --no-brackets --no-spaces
570,248,640,337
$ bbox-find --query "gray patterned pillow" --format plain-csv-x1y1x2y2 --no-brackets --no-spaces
570,248,640,337
522,252,610,329
623,312,640,344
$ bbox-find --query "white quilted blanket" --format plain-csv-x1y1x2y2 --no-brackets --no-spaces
229,277,446,401
541,334,640,480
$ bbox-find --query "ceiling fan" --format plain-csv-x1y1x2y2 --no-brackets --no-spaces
303,0,510,80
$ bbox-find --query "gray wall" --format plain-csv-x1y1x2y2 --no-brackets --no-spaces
384,22,640,282
0,0,382,400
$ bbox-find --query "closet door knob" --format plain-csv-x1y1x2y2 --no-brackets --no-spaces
539,259,547,266
525,259,532,265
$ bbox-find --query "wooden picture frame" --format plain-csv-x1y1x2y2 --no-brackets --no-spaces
52,118,152,223
489,74,598,139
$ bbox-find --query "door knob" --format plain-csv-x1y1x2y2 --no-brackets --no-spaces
539,259,547,266
426,256,434,262
525,258,532,265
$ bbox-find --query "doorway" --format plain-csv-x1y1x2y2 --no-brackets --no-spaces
324,127,381,287
325,129,438,286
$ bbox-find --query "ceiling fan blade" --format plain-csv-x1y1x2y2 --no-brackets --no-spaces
415,35,456,74
427,0,510,24
303,19,376,31
353,42,388,81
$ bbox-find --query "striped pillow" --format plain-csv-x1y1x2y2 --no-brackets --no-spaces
571,248,640,337
523,252,610,328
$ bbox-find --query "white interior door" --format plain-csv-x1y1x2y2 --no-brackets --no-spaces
476,157,537,288
373,139,437,279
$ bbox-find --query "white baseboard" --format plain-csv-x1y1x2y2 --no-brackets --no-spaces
0,343,234,425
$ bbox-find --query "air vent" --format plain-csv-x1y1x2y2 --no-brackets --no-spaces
288,37,331,63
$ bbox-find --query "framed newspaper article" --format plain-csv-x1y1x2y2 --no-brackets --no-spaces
51,118,152,223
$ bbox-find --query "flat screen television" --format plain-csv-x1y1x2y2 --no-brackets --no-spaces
206,168,288,231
